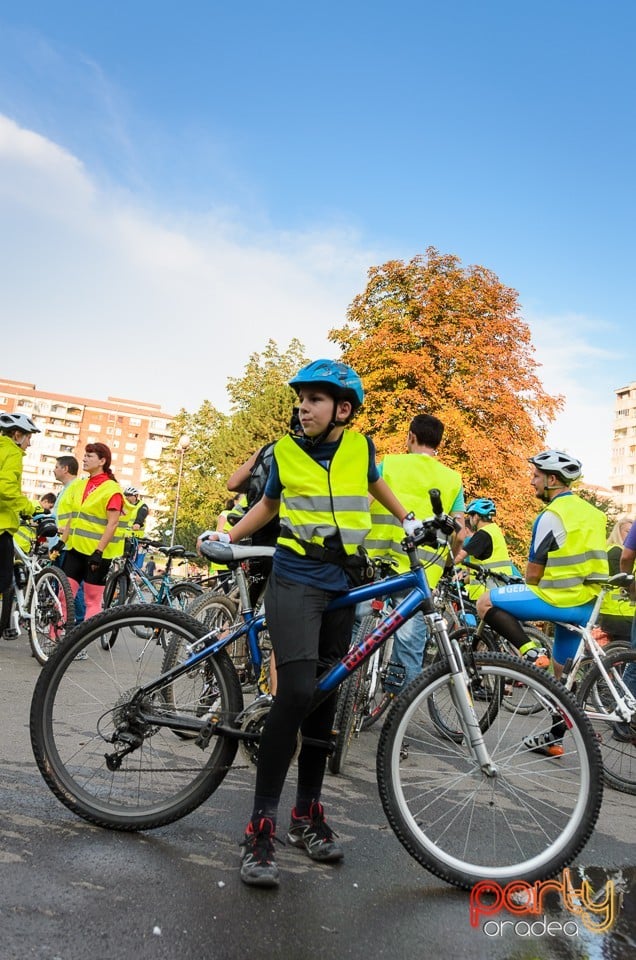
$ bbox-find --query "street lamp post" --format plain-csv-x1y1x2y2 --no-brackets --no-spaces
170,434,190,548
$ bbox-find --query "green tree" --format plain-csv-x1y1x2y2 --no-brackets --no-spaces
329,248,563,558
146,340,308,549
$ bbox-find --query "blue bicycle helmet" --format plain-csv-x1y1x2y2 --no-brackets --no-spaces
466,498,497,519
289,359,364,412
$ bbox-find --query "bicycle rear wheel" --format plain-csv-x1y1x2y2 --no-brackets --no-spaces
577,648,636,795
30,604,243,830
376,652,602,889
29,567,76,665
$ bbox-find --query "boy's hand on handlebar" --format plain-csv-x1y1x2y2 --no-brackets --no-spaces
402,513,423,538
196,530,231,555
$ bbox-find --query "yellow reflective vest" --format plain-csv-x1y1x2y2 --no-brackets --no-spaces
600,546,635,619
55,478,81,533
276,431,371,558
464,522,515,600
365,453,462,586
65,478,127,559
530,494,608,606
13,521,33,555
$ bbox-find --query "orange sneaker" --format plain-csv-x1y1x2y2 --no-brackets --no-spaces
523,730,564,757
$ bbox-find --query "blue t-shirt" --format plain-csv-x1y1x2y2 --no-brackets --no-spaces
265,433,379,591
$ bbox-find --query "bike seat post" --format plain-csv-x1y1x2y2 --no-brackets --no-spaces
235,563,252,616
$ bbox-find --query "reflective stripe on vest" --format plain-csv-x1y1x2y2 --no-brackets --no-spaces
65,478,125,559
13,523,32,554
366,453,462,587
276,431,371,557
533,494,608,605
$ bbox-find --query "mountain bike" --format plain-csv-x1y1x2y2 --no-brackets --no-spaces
456,561,636,793
9,516,75,665
30,492,603,890
100,539,202,648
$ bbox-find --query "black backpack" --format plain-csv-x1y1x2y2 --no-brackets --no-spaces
245,441,275,509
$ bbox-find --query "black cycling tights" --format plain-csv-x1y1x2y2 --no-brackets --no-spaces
483,605,532,651
252,659,338,822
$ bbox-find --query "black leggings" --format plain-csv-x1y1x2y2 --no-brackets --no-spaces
254,659,339,806
0,532,15,632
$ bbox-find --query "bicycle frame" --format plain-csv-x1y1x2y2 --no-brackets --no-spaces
132,541,497,773
558,582,636,724
462,560,636,726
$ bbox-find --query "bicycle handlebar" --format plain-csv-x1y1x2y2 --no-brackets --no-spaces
459,559,524,586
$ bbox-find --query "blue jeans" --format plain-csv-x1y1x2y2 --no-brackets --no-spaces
385,594,429,693
54,551,85,623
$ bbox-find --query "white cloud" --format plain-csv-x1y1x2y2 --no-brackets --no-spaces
0,114,375,415
0,113,623,495
526,312,618,488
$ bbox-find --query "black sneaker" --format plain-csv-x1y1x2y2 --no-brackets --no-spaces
239,817,280,888
2,627,19,641
612,721,636,743
287,802,344,862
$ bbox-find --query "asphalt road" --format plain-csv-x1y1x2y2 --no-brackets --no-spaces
1,634,635,960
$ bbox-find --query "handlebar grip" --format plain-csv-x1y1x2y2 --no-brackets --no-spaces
429,489,443,517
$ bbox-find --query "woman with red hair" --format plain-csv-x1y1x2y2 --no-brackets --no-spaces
60,443,126,620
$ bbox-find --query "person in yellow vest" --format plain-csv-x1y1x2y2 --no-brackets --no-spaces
365,413,466,693
60,442,127,621
0,412,42,639
197,359,413,889
455,498,520,600
598,515,634,644
477,449,608,757
206,495,242,590
122,487,149,569
50,455,86,623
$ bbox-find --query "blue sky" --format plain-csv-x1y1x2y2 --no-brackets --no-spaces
1,1,634,487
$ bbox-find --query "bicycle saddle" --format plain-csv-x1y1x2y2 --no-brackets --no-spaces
584,572,634,587
199,541,276,564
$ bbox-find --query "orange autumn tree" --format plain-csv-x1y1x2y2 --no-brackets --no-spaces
329,248,563,559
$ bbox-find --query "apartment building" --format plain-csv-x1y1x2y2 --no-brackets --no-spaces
610,380,636,516
0,377,174,502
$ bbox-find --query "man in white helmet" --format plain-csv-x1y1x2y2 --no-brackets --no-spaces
0,413,42,639
477,449,608,756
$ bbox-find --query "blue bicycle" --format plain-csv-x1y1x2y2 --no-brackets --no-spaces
29,493,603,890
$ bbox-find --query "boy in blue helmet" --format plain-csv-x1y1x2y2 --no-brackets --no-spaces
198,359,414,888
455,498,520,600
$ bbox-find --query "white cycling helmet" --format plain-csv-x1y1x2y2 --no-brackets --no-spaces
0,412,41,434
528,449,582,483
124,486,141,496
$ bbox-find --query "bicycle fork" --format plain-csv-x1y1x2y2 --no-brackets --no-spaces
430,615,498,777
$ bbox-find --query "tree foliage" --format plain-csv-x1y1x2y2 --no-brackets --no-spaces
329,248,564,558
145,340,307,549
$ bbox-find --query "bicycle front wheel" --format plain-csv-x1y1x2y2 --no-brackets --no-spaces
376,652,602,889
329,670,363,775
100,572,129,648
30,604,243,831
29,567,76,665
577,647,636,795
